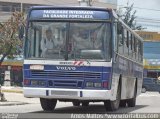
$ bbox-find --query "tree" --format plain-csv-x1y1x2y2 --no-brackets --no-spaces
0,11,25,66
117,3,144,30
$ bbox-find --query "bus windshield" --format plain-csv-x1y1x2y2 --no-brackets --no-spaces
25,21,111,61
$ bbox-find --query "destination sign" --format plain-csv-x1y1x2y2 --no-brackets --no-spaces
29,9,110,20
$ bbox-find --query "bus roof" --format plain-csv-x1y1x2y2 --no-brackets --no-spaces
29,6,112,11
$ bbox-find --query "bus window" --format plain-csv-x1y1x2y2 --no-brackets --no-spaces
136,38,140,61
140,42,143,62
117,22,124,54
138,40,142,62
27,22,67,59
133,37,137,59
69,22,111,60
129,32,132,58
123,28,128,56
131,35,135,59
26,26,34,58
113,22,118,52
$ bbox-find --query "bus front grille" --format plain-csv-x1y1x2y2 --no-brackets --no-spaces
31,70,101,80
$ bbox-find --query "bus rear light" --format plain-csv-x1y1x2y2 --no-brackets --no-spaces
103,81,108,88
24,79,30,85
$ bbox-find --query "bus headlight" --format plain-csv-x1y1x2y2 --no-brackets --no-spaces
31,80,38,86
39,81,46,86
94,83,101,88
30,80,46,86
86,82,94,87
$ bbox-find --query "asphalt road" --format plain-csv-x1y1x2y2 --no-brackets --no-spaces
0,92,160,114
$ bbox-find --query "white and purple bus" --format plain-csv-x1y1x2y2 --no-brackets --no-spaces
23,6,143,111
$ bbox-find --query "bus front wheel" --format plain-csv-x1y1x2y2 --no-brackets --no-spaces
72,101,80,106
104,85,121,111
40,98,57,111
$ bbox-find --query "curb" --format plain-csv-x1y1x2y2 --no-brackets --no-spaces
0,102,28,106
2,89,23,94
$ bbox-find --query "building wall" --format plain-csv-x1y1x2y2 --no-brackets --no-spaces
136,31,160,59
137,31,160,70
0,0,117,8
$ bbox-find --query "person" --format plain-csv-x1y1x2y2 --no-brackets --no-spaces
41,28,54,57
72,30,92,50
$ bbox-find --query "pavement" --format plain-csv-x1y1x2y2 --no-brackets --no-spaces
0,86,24,106
0,92,38,106
0,86,38,106
0,87,160,108
0,86,23,93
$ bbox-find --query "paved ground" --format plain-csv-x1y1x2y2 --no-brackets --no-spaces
0,91,160,114
1,86,23,93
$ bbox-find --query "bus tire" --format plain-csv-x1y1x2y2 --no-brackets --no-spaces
40,98,57,111
104,84,121,111
119,100,127,107
127,84,137,107
82,102,89,107
72,101,80,106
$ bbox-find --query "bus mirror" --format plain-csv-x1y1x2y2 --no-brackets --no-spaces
18,25,25,40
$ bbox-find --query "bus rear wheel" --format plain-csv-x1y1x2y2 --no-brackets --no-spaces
119,100,127,107
40,98,57,111
127,85,137,107
82,102,89,106
104,85,121,111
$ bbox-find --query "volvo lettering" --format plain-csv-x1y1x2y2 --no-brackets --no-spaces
56,66,76,71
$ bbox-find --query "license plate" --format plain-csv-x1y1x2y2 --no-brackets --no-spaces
30,65,44,70
50,90,78,96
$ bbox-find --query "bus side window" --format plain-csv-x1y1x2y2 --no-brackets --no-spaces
131,35,135,59
133,37,137,59
129,32,132,58
140,42,143,62
136,38,139,61
138,41,143,62
117,22,124,54
113,22,118,52
123,28,128,57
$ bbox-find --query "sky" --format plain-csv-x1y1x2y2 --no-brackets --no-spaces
117,0,160,31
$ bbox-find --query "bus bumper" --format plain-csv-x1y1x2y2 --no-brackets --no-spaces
23,87,111,100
